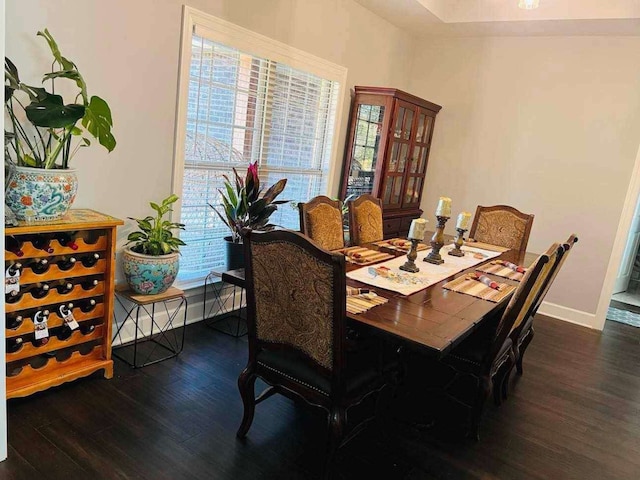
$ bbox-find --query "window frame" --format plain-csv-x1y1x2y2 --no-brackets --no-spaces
172,6,348,287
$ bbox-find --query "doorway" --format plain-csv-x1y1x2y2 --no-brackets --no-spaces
609,195,640,327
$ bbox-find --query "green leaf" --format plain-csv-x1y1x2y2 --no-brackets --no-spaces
25,92,85,128
127,232,146,242
81,95,116,152
150,202,161,214
37,29,75,71
22,154,37,167
36,29,87,99
70,126,82,135
163,194,179,206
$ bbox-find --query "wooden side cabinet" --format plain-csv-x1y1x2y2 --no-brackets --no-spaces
340,86,442,238
4,209,123,399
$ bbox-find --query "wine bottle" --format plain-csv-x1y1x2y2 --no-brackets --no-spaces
30,258,50,274
55,281,74,295
30,283,50,299
54,232,79,250
57,324,73,341
32,335,49,347
80,324,96,335
83,230,101,245
7,337,24,353
6,290,22,303
7,262,22,276
57,256,77,271
30,234,54,254
6,314,24,330
81,279,99,290
6,236,24,257
78,298,97,313
80,253,100,268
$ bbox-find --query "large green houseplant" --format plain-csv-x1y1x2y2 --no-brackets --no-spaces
123,194,186,295
211,162,287,269
4,29,116,221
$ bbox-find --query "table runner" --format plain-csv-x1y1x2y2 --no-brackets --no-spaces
476,261,526,281
442,274,515,303
346,244,501,296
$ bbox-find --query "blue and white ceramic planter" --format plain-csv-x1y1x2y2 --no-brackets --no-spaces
122,248,180,295
5,165,78,221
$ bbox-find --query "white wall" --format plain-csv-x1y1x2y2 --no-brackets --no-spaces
409,36,640,326
6,0,414,245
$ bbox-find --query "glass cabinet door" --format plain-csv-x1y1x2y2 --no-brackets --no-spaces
402,108,434,209
382,100,415,209
344,103,386,199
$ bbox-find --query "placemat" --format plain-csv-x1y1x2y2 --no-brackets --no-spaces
476,261,526,281
347,244,502,296
346,292,389,315
374,238,429,252
336,246,395,266
464,240,510,253
443,274,516,303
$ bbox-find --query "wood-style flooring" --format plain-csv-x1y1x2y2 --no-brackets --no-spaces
2,315,640,479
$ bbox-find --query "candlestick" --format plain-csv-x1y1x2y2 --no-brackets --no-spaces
448,228,466,257
424,215,449,265
408,218,427,241
399,238,420,273
456,212,471,230
435,197,452,217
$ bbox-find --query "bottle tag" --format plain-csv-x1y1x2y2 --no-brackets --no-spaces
33,310,50,340
5,266,20,296
59,305,79,330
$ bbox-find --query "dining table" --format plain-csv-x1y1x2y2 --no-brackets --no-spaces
221,236,538,358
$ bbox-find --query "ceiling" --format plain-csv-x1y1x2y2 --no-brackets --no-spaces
354,0,640,36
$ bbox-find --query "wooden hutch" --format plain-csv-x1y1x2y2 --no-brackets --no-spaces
340,86,442,238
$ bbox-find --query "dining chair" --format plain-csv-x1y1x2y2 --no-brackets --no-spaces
237,228,393,476
437,242,560,440
511,234,578,375
469,205,535,262
298,195,345,251
348,194,384,246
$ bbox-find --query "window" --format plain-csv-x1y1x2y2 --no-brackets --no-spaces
173,8,347,283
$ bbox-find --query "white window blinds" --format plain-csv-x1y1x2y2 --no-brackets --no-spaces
177,30,341,281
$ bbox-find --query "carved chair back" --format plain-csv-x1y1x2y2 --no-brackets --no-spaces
469,205,534,261
298,195,345,251
347,194,384,245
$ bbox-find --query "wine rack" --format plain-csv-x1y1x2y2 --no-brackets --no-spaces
4,209,123,399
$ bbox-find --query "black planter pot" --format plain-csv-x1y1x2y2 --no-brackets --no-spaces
224,236,245,271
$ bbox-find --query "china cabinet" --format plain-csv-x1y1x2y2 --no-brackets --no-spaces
340,87,442,238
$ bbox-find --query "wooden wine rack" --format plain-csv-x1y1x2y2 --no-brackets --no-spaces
5,209,123,399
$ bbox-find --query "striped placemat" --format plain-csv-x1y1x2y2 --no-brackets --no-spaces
443,274,516,303
336,246,394,266
476,261,526,281
464,240,510,253
374,238,429,253
346,292,388,314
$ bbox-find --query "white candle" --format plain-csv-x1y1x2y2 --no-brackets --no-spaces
435,197,452,217
408,218,427,240
456,212,471,230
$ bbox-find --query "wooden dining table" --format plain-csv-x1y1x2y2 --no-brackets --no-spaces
221,238,538,357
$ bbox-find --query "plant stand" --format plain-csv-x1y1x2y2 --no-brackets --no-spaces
203,268,247,338
112,286,188,368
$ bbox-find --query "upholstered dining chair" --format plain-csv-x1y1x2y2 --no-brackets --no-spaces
511,234,578,375
298,195,345,251
347,194,384,246
237,229,392,476
469,205,535,262
437,242,561,440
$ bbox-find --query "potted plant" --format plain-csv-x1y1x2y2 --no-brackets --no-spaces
123,194,186,295
211,162,287,270
4,29,115,221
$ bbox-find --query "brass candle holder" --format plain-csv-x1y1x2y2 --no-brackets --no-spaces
448,228,467,257
424,216,449,265
399,238,420,273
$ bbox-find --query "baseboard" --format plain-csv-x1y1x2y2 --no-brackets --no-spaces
537,301,597,329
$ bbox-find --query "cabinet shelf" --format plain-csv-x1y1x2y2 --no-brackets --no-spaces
7,325,104,362
18,259,107,284
5,236,108,261
6,304,105,338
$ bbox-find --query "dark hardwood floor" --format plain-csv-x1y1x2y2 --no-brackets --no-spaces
3,315,640,479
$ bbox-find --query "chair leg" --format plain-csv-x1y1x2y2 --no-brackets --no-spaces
517,328,535,376
236,367,257,438
324,406,346,479
469,376,490,442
